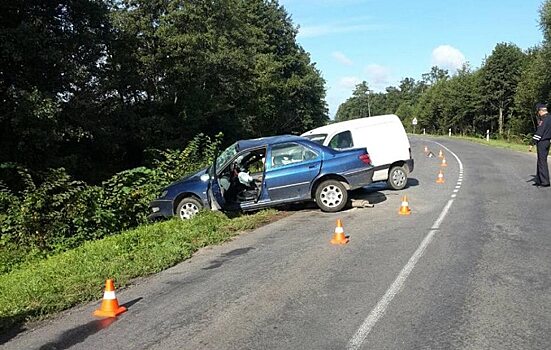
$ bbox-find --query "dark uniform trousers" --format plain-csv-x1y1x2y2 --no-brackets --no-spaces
537,139,550,186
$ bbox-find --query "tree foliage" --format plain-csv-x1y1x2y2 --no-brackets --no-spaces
479,43,526,135
0,0,328,184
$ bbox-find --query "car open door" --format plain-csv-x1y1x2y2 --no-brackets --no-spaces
207,162,227,211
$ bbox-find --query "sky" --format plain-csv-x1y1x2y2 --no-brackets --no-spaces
279,0,545,118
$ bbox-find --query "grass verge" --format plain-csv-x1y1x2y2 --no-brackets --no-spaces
0,210,280,334
452,135,530,153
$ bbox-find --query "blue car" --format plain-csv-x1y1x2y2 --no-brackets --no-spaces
149,135,374,220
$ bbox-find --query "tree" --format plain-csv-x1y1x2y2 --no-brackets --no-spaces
243,0,328,136
479,43,526,135
422,66,449,85
513,47,551,135
0,0,329,183
335,81,372,121
0,1,111,178
513,0,551,137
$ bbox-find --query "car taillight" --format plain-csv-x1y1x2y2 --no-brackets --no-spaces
359,153,371,165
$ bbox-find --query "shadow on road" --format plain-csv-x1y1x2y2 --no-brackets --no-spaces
37,317,119,350
203,247,255,270
35,297,143,350
0,316,27,345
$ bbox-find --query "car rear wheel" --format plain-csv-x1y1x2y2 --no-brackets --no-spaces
387,165,407,190
315,180,348,212
176,197,202,220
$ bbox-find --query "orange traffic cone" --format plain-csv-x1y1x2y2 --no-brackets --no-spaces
438,150,444,158
441,157,448,167
93,279,127,318
398,195,411,215
436,170,445,184
330,219,349,245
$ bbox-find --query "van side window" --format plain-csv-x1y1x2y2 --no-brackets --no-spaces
329,131,354,149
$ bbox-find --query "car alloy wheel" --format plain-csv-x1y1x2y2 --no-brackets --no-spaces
315,179,348,212
180,203,199,219
176,197,203,220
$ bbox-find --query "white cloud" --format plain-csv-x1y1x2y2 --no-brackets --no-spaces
338,76,362,89
365,64,390,86
332,51,353,66
431,45,466,72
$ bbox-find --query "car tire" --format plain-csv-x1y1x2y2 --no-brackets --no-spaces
387,165,408,190
176,197,203,220
315,180,348,212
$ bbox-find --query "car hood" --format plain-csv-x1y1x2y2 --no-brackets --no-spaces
169,166,210,187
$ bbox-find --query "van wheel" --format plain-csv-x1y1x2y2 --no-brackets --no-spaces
315,180,348,212
387,166,407,190
176,197,202,220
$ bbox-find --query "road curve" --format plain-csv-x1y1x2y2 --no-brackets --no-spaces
3,136,551,350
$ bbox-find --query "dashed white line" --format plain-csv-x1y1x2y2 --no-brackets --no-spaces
346,141,464,350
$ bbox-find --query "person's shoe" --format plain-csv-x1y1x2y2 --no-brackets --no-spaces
532,182,541,186
541,184,550,187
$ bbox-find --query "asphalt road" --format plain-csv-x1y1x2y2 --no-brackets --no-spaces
3,136,551,350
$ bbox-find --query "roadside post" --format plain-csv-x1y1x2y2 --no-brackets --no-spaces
486,129,490,142
448,128,451,137
412,117,417,134
423,128,426,135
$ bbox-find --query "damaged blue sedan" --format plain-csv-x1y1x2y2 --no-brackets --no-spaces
149,135,374,220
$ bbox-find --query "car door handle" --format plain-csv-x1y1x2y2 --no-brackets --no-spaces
309,165,317,169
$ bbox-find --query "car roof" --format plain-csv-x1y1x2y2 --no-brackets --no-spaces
236,135,305,150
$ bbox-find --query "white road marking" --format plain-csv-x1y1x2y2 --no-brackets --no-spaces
451,194,457,198
346,141,464,350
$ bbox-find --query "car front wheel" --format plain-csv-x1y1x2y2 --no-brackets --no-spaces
315,180,348,212
387,165,408,190
176,197,203,220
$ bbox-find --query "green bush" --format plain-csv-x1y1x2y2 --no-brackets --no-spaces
1,169,114,251
150,132,223,184
0,133,224,272
100,167,160,231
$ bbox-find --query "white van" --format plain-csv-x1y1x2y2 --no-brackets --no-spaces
301,114,414,190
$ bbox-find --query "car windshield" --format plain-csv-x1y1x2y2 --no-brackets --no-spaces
215,142,238,170
303,134,327,145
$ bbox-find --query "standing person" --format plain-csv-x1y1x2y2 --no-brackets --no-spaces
532,103,551,187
